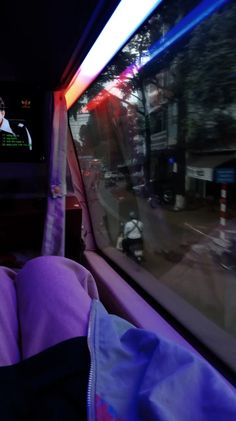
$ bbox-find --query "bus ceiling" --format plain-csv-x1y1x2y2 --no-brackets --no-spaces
1,0,121,90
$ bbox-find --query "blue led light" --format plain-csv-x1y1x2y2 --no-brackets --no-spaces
147,0,230,65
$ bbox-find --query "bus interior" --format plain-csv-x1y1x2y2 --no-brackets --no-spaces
1,0,236,389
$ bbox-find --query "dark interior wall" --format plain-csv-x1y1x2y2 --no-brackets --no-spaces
0,163,48,198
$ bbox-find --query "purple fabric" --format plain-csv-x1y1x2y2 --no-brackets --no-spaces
0,267,20,365
0,256,99,365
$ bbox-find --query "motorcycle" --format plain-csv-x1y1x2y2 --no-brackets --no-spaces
127,240,144,263
133,180,174,209
117,221,144,263
147,188,174,209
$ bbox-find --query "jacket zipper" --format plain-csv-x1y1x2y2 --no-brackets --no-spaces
87,300,97,421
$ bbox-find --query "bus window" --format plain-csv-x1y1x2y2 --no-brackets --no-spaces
69,0,236,373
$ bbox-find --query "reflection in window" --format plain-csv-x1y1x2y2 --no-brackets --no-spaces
69,0,236,365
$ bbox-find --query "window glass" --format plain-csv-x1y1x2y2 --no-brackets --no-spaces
69,0,236,368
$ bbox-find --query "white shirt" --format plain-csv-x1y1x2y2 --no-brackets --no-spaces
124,219,143,239
0,118,32,150
0,118,15,134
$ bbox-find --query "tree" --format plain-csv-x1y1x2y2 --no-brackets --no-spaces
71,0,236,202
184,2,236,148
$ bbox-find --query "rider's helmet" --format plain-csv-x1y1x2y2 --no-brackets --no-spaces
129,211,137,220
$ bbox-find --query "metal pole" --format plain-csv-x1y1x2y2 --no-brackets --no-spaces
220,183,227,242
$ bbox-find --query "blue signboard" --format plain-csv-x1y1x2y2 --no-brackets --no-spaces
214,168,236,183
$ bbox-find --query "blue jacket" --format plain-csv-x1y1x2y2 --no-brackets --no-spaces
87,300,236,421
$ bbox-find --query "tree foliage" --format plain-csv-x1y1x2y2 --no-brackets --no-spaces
184,2,236,146
71,0,236,161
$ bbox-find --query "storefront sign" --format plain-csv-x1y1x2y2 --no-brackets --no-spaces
150,133,167,151
214,168,236,183
187,166,213,181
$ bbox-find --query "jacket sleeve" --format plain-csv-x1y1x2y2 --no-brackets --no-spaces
137,336,236,421
91,301,236,421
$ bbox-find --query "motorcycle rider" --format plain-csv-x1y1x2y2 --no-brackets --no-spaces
122,211,143,255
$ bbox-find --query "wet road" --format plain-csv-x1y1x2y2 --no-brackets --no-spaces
85,179,236,337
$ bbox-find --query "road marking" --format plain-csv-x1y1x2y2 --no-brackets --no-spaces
184,223,231,248
184,223,215,240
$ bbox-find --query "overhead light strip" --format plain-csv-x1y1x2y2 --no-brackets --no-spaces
65,0,163,109
81,0,230,112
